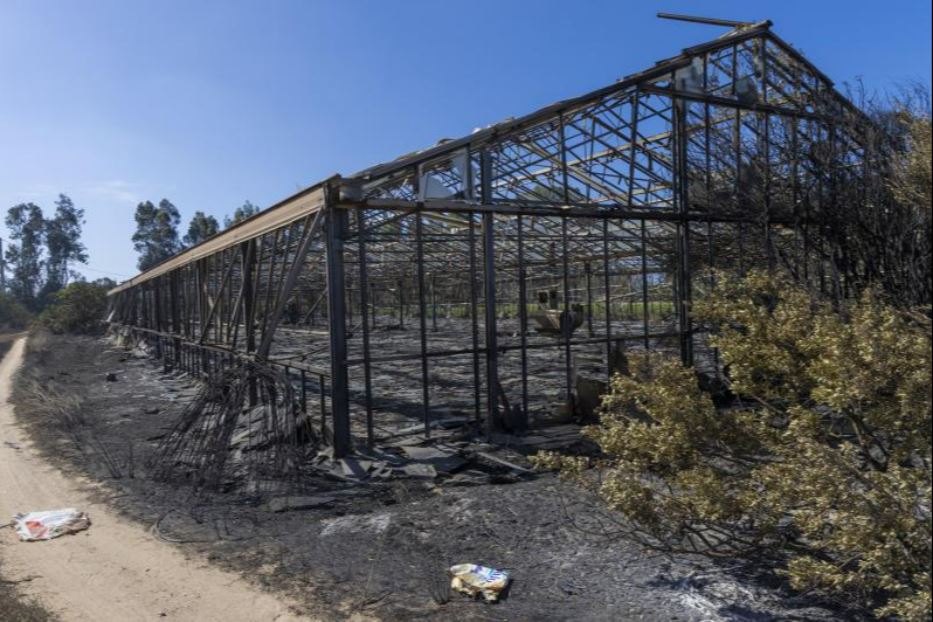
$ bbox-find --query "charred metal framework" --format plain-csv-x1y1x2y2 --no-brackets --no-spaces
108,21,876,457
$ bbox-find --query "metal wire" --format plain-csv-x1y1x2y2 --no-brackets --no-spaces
150,361,317,493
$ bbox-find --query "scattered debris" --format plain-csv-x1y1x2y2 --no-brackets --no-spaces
473,450,535,475
3,440,21,450
368,463,395,480
449,563,511,602
13,508,91,541
320,512,391,537
151,362,317,493
340,457,373,479
400,445,467,473
487,424,584,451
444,469,489,487
386,416,469,439
400,463,437,479
532,290,584,336
487,472,522,485
263,495,336,513
558,578,584,596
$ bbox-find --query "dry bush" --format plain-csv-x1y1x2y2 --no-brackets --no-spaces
820,87,932,307
536,271,932,619
887,89,932,214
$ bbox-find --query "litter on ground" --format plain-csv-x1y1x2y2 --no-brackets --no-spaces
13,508,91,541
449,563,511,602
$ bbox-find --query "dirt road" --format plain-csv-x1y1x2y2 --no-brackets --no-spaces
0,337,312,622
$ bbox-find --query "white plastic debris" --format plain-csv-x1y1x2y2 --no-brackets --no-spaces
13,508,91,541
448,563,511,602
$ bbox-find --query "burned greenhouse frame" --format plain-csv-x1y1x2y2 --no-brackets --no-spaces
107,20,880,458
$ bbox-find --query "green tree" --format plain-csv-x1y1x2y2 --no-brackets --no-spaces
183,211,219,247
37,279,113,334
42,193,88,298
224,200,259,229
4,203,46,309
0,292,32,330
132,199,180,271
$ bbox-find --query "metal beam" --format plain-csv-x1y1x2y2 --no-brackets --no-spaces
324,195,351,457
256,210,324,359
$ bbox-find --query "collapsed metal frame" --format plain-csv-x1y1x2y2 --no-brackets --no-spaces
108,21,877,457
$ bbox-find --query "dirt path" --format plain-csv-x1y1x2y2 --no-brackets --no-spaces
0,337,313,622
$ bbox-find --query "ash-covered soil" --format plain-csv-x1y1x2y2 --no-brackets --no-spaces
7,332,856,621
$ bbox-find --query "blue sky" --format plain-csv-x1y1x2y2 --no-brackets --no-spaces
1,0,930,281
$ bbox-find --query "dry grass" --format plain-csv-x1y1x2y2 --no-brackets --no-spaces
15,332,127,479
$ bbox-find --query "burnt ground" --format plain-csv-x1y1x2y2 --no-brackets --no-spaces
6,332,861,621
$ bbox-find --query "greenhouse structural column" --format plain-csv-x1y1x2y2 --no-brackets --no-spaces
325,196,351,457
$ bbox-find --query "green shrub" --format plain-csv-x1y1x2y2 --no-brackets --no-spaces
37,281,111,334
0,292,33,331
536,271,932,619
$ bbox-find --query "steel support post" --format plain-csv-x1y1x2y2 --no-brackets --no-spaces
356,207,375,448
480,150,498,433
324,199,351,457
640,219,650,350
517,215,529,419
153,277,163,359
397,279,405,328
431,274,438,333
559,115,575,409
560,216,573,406
602,219,612,381
468,214,482,424
673,95,694,366
198,259,210,372
415,213,431,436
241,239,257,405
702,53,721,378
584,261,594,337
